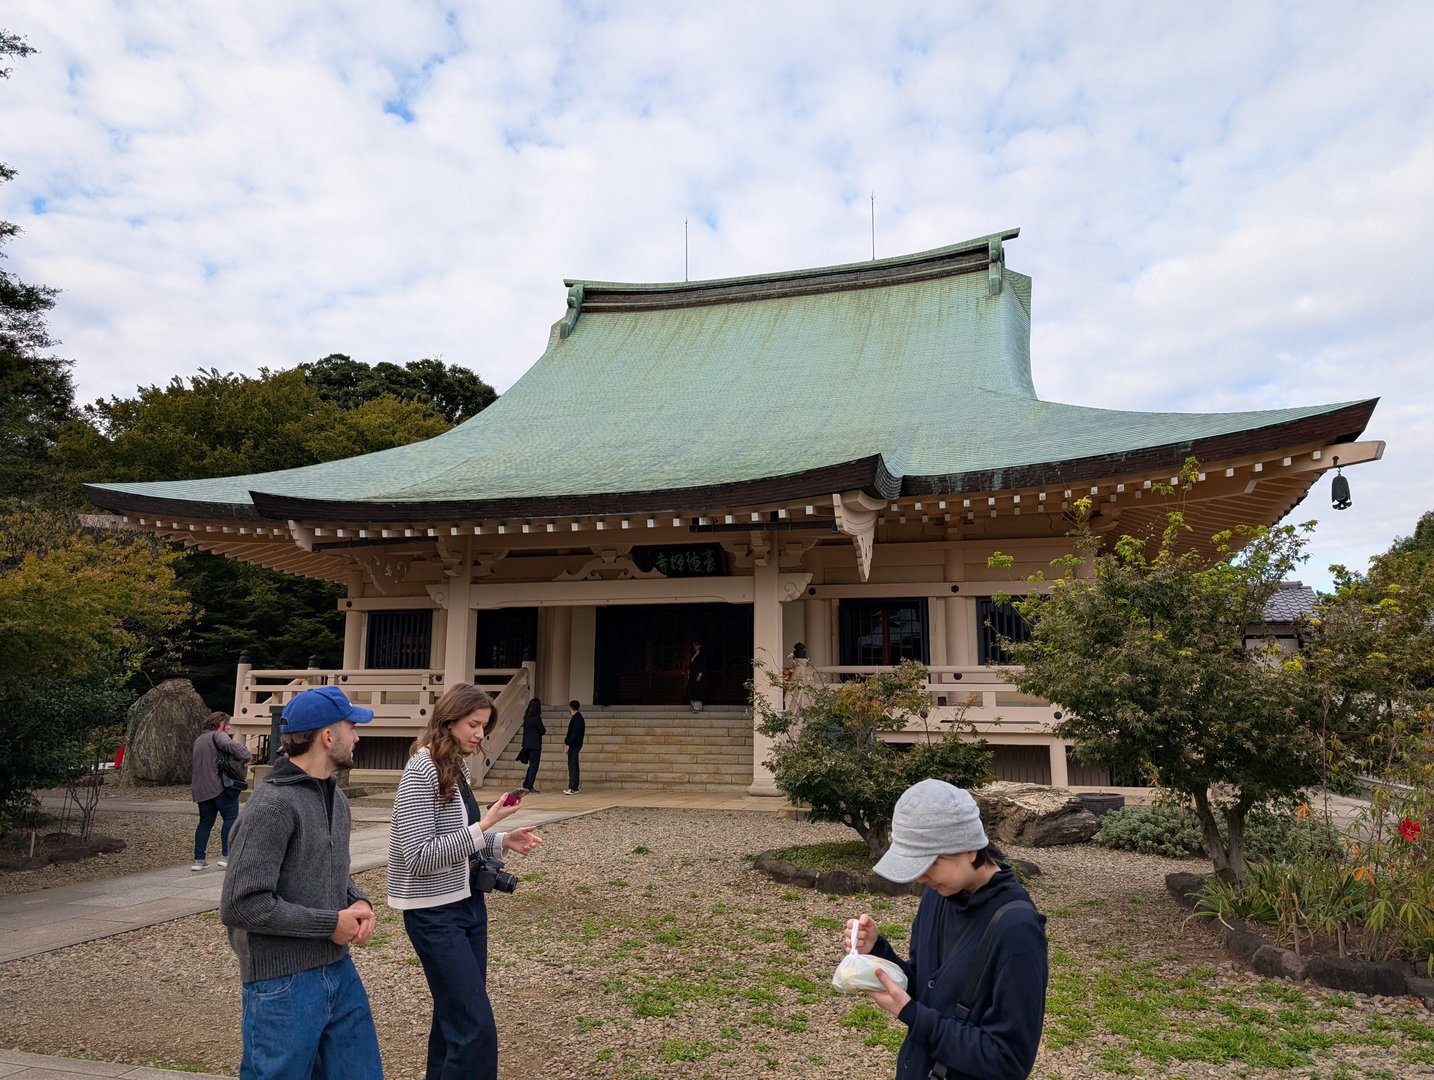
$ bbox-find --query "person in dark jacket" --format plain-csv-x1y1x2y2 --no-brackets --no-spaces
520,697,545,792
684,641,707,713
219,685,381,1080
563,700,585,795
190,711,253,871
846,779,1048,1080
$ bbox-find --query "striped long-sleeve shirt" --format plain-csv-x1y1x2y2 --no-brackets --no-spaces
386,749,505,910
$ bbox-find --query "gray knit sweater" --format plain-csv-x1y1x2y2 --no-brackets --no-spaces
219,758,370,983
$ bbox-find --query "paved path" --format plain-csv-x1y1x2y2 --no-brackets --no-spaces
0,1048,233,1079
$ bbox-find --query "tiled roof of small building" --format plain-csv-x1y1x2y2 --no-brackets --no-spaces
86,230,1376,522
1263,581,1319,624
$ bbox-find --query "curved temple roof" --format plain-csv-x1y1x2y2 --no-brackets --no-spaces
87,230,1376,523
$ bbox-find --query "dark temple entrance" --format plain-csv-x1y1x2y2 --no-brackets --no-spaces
594,603,753,707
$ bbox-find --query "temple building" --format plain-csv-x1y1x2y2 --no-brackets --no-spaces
85,229,1382,794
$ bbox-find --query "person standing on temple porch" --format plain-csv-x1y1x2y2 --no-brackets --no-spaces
563,700,585,795
685,640,707,714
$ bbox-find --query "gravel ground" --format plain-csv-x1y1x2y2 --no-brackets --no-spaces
2,805,1432,1079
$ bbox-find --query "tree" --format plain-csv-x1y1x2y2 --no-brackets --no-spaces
1000,478,1322,886
52,363,483,705
0,507,192,824
0,31,74,501
53,366,452,491
1388,509,1434,563
300,353,497,424
752,659,993,858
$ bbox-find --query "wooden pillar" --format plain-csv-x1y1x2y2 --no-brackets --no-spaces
442,538,475,689
749,552,782,796
1050,741,1070,788
546,606,572,704
342,573,365,670
803,597,831,667
943,548,968,668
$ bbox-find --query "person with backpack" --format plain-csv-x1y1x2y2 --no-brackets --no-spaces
190,710,253,871
845,779,1048,1080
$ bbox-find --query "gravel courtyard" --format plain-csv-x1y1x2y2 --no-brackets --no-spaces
1,802,1432,1078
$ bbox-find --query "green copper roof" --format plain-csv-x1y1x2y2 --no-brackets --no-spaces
87,231,1376,521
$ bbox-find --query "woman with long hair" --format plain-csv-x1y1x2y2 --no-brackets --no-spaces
519,695,544,792
387,683,542,1080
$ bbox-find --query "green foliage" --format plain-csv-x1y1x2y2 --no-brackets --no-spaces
299,353,496,424
175,555,342,706
752,659,992,858
1001,461,1324,884
0,33,74,502
1097,804,1205,858
1099,803,1341,862
0,668,129,828
0,506,191,825
52,366,452,496
0,507,192,693
770,840,873,873
49,360,494,702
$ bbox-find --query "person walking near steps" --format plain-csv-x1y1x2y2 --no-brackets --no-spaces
519,696,544,792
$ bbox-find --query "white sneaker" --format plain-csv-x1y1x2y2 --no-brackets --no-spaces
217,857,229,868
563,789,578,795
190,860,207,871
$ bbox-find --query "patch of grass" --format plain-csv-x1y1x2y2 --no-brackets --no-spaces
772,840,874,873
877,921,907,940
809,915,843,931
658,1038,714,1062
779,889,801,901
839,1001,904,1051
632,845,650,854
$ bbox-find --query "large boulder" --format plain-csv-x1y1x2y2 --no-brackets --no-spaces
973,781,1101,847
122,679,209,786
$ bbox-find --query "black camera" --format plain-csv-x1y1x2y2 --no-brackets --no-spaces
472,857,518,895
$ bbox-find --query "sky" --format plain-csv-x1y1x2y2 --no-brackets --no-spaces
3,1,1432,590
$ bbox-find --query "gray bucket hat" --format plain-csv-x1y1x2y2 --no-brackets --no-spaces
873,779,989,883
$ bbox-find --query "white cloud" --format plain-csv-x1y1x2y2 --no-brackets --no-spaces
3,0,1433,587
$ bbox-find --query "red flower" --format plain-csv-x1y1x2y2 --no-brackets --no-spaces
1399,817,1422,842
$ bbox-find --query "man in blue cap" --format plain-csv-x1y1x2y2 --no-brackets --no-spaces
219,685,383,1079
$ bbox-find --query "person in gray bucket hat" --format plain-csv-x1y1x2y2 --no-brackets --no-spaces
845,779,1048,1079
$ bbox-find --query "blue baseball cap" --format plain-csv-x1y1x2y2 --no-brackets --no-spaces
280,686,375,734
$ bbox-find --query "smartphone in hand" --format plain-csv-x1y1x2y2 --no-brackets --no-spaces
501,789,525,807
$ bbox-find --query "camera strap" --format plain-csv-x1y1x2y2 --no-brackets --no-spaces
458,779,480,825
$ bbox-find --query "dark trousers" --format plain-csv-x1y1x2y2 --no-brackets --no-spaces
404,890,497,1080
567,748,581,791
194,786,240,860
522,748,541,790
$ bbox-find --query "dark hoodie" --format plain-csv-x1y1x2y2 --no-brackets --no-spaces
872,867,1048,1080
219,757,370,983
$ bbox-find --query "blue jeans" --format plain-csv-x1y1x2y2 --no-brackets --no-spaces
404,889,497,1080
194,786,240,860
240,955,382,1080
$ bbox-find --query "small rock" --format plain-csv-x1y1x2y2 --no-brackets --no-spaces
1250,945,1308,981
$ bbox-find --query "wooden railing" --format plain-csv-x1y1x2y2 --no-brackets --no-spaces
231,663,529,770
811,664,1060,734
472,663,533,787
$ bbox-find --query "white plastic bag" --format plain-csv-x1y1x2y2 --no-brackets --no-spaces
831,922,909,993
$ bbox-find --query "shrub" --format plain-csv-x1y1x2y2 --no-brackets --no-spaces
752,659,992,858
1096,804,1204,858
1098,803,1340,863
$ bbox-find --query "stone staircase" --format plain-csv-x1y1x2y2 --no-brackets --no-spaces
483,705,754,792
